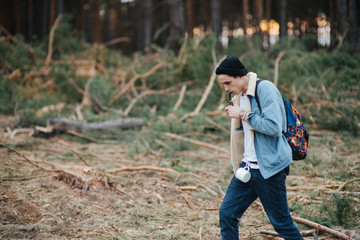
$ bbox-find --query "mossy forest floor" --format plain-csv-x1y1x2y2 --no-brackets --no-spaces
0,114,359,240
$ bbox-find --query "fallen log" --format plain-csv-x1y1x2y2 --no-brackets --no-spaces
48,118,143,131
34,118,143,138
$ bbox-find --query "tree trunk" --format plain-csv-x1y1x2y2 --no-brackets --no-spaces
135,0,143,52
309,0,318,34
50,0,56,25
144,0,152,53
28,0,33,44
93,0,101,43
349,0,358,50
211,0,221,41
336,0,347,35
13,0,20,34
57,0,63,15
254,0,263,35
279,0,287,38
265,0,271,21
199,0,211,32
186,0,195,37
159,3,169,47
80,0,86,33
242,0,249,35
42,0,49,39
167,0,185,52
329,0,337,44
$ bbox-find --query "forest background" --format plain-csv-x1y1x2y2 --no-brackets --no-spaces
0,0,360,239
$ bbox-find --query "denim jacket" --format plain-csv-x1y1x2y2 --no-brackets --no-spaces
230,72,292,179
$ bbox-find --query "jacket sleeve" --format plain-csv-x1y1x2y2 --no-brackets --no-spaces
247,81,285,137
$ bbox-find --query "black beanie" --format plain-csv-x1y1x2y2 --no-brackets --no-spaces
215,56,248,77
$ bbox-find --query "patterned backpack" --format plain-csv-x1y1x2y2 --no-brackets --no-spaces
255,80,309,160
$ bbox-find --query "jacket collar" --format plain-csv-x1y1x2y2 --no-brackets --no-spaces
245,72,257,97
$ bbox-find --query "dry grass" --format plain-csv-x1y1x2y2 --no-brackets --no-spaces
0,115,359,240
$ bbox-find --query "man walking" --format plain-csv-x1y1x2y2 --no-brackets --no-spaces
215,56,303,240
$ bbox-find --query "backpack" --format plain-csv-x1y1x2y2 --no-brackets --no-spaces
255,80,309,160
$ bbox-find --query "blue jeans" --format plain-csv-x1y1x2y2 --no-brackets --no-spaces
219,165,303,240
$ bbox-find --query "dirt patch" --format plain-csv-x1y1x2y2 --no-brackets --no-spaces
0,185,42,225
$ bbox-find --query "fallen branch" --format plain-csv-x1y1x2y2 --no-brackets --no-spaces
198,184,218,196
45,15,62,66
80,77,95,110
292,216,352,240
216,83,226,111
178,186,197,191
259,231,280,237
287,184,338,191
75,105,84,120
154,139,172,150
336,27,349,50
337,178,360,191
217,184,225,196
104,37,131,46
173,84,187,111
107,165,179,175
203,207,219,211
4,68,21,81
5,128,34,138
93,95,124,115
181,194,193,209
66,130,97,142
0,24,17,43
0,143,60,172
180,56,225,122
36,103,66,117
109,62,165,105
205,117,230,134
72,149,91,166
260,229,317,238
123,81,191,116
153,192,164,203
324,191,360,196
274,51,285,87
164,132,228,153
177,34,188,65
68,78,85,94
0,174,54,181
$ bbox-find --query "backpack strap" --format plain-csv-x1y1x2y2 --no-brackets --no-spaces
282,97,289,133
255,79,288,134
254,79,264,112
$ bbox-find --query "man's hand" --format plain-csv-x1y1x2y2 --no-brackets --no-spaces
225,105,241,119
